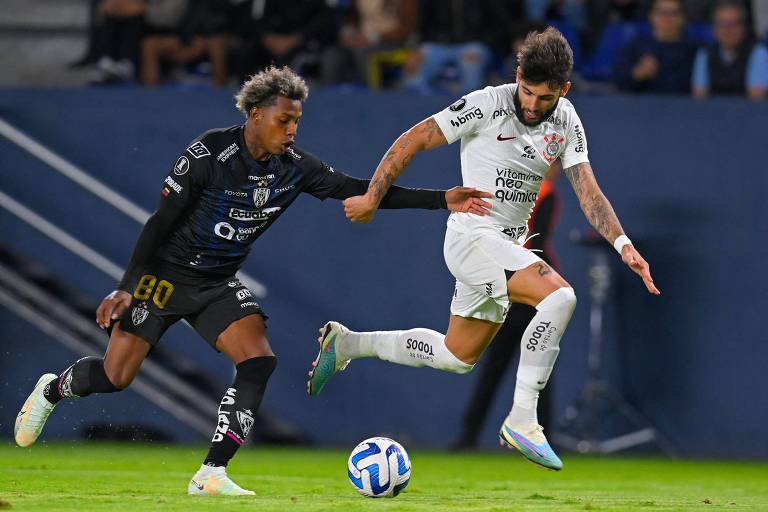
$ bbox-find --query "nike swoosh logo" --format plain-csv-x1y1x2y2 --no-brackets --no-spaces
191,480,204,490
508,429,545,457
497,134,516,141
17,410,26,418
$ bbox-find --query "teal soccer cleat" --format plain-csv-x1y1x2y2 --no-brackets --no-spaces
307,322,350,396
499,420,563,471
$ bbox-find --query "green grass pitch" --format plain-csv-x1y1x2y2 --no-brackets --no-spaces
1,442,766,511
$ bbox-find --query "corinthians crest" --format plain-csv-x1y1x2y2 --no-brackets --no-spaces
132,303,149,326
253,187,270,207
543,133,565,162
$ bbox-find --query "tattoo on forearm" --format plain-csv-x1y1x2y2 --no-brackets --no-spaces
564,163,623,242
422,117,441,146
537,262,552,277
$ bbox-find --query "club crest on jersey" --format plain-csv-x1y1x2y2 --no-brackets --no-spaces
543,133,565,162
253,188,270,207
132,304,149,326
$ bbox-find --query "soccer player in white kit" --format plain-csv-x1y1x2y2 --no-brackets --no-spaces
308,28,660,470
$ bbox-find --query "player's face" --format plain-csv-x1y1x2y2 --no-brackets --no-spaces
250,96,302,156
514,70,570,126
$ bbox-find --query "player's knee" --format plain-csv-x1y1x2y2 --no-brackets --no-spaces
537,286,577,315
452,360,475,375
235,355,277,383
444,349,475,374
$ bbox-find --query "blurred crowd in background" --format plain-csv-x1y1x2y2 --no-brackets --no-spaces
74,0,768,100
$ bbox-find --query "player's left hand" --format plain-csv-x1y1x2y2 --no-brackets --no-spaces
445,187,492,216
621,245,661,295
344,194,378,224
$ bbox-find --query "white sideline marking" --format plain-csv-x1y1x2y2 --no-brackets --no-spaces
0,117,266,297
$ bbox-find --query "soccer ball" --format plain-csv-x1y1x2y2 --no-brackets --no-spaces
347,437,411,498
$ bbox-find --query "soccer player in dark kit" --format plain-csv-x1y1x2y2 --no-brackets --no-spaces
13,66,492,496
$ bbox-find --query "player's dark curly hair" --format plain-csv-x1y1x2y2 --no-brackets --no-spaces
235,66,309,117
516,27,573,90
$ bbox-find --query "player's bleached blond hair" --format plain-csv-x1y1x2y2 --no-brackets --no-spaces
235,66,309,117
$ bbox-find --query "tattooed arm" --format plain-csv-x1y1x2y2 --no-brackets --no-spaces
343,117,448,223
564,162,660,295
563,162,624,243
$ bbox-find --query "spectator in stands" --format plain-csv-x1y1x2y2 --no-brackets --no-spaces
232,0,337,83
140,0,244,87
320,0,417,85
90,0,187,84
614,0,700,93
402,0,521,94
692,1,768,100
525,0,588,32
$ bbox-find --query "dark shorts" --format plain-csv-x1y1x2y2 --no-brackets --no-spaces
118,267,266,349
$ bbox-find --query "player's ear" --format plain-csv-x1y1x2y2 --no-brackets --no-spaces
250,107,262,122
559,81,571,97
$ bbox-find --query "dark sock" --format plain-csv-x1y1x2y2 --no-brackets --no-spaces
204,356,277,467
43,356,121,405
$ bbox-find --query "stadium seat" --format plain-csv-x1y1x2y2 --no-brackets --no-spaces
548,19,583,70
581,20,651,81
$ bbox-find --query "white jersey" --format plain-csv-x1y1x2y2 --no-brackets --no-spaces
433,84,589,237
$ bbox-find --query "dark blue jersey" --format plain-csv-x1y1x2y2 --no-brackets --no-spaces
118,125,447,291
157,125,347,275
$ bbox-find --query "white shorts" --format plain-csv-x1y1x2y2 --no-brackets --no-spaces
443,224,542,323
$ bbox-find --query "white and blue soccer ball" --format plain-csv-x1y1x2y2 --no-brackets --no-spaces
347,436,411,498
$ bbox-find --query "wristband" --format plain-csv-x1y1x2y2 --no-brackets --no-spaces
613,235,632,254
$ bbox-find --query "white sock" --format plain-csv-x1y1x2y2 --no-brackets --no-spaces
337,327,473,374
507,287,577,427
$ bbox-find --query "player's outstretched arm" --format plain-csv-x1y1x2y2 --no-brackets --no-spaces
564,162,660,295
344,117,448,223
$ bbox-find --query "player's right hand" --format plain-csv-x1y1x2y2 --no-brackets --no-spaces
343,194,378,224
96,290,132,329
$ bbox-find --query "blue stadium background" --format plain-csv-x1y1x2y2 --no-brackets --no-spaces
0,88,766,459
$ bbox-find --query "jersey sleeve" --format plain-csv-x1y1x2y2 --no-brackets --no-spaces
432,86,498,144
117,144,210,292
296,149,349,200
559,110,589,169
159,143,211,207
